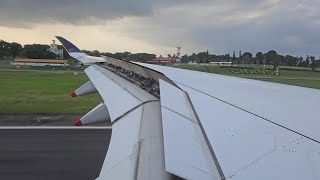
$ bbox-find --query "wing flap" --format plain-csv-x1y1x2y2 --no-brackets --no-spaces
97,106,143,180
160,80,221,180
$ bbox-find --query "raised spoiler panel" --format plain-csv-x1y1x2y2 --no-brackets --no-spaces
102,56,177,86
85,65,157,122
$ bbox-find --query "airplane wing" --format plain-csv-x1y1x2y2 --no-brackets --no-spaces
56,37,320,180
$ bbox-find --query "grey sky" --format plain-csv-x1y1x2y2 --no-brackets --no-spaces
0,0,319,56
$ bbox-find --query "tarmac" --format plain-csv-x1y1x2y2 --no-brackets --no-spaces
0,114,110,126
0,122,111,180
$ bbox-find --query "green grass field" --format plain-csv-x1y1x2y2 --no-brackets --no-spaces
0,65,319,113
0,69,101,113
175,64,320,89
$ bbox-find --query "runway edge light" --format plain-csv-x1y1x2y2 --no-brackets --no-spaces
71,81,97,97
74,103,110,126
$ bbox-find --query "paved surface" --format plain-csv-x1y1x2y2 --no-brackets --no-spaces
0,128,111,180
0,114,111,126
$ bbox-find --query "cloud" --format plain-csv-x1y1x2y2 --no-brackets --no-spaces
0,0,155,27
1,0,320,56
115,0,320,56
0,0,205,27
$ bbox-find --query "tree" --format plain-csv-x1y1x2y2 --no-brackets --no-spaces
232,50,236,63
284,55,299,66
266,50,279,68
19,44,57,59
9,42,22,58
190,53,197,63
266,50,279,65
225,53,231,62
238,50,242,64
0,40,9,59
0,40,22,59
113,52,131,60
197,52,208,63
242,52,252,64
310,56,316,71
306,55,310,67
298,57,304,67
256,52,264,65
129,53,156,62
83,50,100,57
180,54,190,63
278,55,285,65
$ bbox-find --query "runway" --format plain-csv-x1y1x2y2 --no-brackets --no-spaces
0,128,111,180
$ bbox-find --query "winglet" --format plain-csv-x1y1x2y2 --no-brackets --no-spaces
55,36,105,65
55,36,83,53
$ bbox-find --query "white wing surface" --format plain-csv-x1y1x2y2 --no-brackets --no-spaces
136,63,320,142
160,79,222,180
135,62,320,180
57,36,320,180
84,65,170,180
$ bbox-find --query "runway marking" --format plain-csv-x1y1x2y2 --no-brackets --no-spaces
0,126,112,130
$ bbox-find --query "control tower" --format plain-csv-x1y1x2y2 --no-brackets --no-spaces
48,40,63,59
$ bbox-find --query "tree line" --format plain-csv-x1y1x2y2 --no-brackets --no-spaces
1,39,320,70
0,40,156,62
0,40,22,59
0,40,70,60
180,50,320,71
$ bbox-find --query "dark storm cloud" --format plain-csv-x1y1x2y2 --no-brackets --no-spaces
112,0,320,56
1,0,320,56
0,0,278,28
187,1,320,56
0,0,205,27
0,0,155,27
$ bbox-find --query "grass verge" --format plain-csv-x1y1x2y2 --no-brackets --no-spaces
174,64,320,89
0,69,101,113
